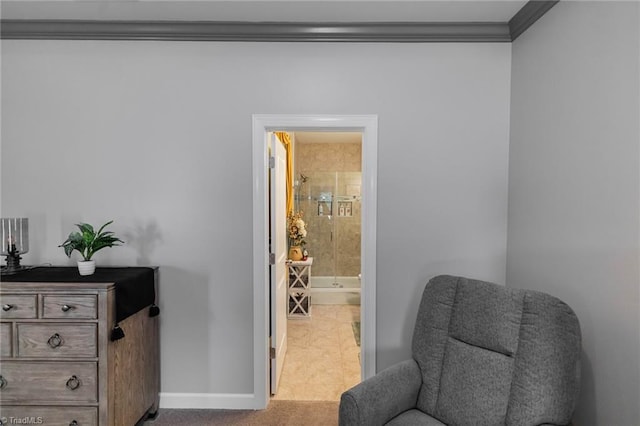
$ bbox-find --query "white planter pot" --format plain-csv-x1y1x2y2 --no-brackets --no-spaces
77,260,96,276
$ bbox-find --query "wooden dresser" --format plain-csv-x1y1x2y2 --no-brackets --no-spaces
0,267,159,426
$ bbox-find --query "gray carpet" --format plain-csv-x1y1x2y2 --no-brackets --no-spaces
147,400,339,426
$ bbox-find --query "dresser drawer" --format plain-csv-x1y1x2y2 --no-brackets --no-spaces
0,296,37,319
17,324,97,358
0,406,97,426
43,295,97,319
1,323,11,357
0,361,97,403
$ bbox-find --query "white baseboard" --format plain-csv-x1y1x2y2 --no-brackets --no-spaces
159,392,262,410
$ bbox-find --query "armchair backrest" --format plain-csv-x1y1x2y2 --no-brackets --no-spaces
412,275,581,425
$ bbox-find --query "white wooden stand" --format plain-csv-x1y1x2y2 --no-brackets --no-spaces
287,257,313,318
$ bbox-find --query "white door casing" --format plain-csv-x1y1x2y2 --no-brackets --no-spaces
252,114,377,409
269,132,288,395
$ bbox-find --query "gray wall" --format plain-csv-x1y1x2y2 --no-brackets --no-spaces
1,41,511,397
507,2,640,425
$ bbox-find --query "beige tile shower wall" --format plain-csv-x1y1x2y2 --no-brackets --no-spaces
294,142,361,278
295,142,361,173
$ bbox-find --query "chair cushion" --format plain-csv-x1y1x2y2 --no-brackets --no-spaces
413,276,525,424
386,409,446,426
432,278,523,424
434,338,514,425
414,275,525,421
449,278,523,356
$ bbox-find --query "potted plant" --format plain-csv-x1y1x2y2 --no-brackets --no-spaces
59,220,124,275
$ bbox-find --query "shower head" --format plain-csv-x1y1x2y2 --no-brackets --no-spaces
300,174,309,183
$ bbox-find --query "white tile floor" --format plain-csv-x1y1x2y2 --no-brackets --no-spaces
272,304,361,401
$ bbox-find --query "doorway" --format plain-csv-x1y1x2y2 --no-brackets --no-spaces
252,115,378,409
273,131,363,400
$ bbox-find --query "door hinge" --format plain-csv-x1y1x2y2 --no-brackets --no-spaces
269,156,275,169
269,253,275,265
270,347,276,359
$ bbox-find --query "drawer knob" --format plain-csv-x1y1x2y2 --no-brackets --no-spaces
48,333,64,348
0,375,7,389
61,304,74,312
66,375,81,391
69,421,78,426
2,304,14,312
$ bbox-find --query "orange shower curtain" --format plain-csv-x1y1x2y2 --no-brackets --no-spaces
274,131,294,216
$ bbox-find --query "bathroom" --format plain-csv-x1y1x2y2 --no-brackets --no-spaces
274,131,362,401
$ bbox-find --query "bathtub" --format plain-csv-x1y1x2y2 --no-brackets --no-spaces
310,276,361,305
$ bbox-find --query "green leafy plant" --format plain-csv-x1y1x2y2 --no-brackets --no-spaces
59,220,124,261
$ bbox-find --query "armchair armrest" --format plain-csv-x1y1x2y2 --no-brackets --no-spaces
339,359,422,426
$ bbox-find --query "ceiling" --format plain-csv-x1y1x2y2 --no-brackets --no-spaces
0,1,530,23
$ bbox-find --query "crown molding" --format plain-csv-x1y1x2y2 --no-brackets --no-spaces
0,20,511,42
509,0,559,41
0,1,558,42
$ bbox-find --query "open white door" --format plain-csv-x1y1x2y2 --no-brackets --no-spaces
269,132,288,395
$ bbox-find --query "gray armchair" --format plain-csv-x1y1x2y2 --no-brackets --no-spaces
339,275,581,426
